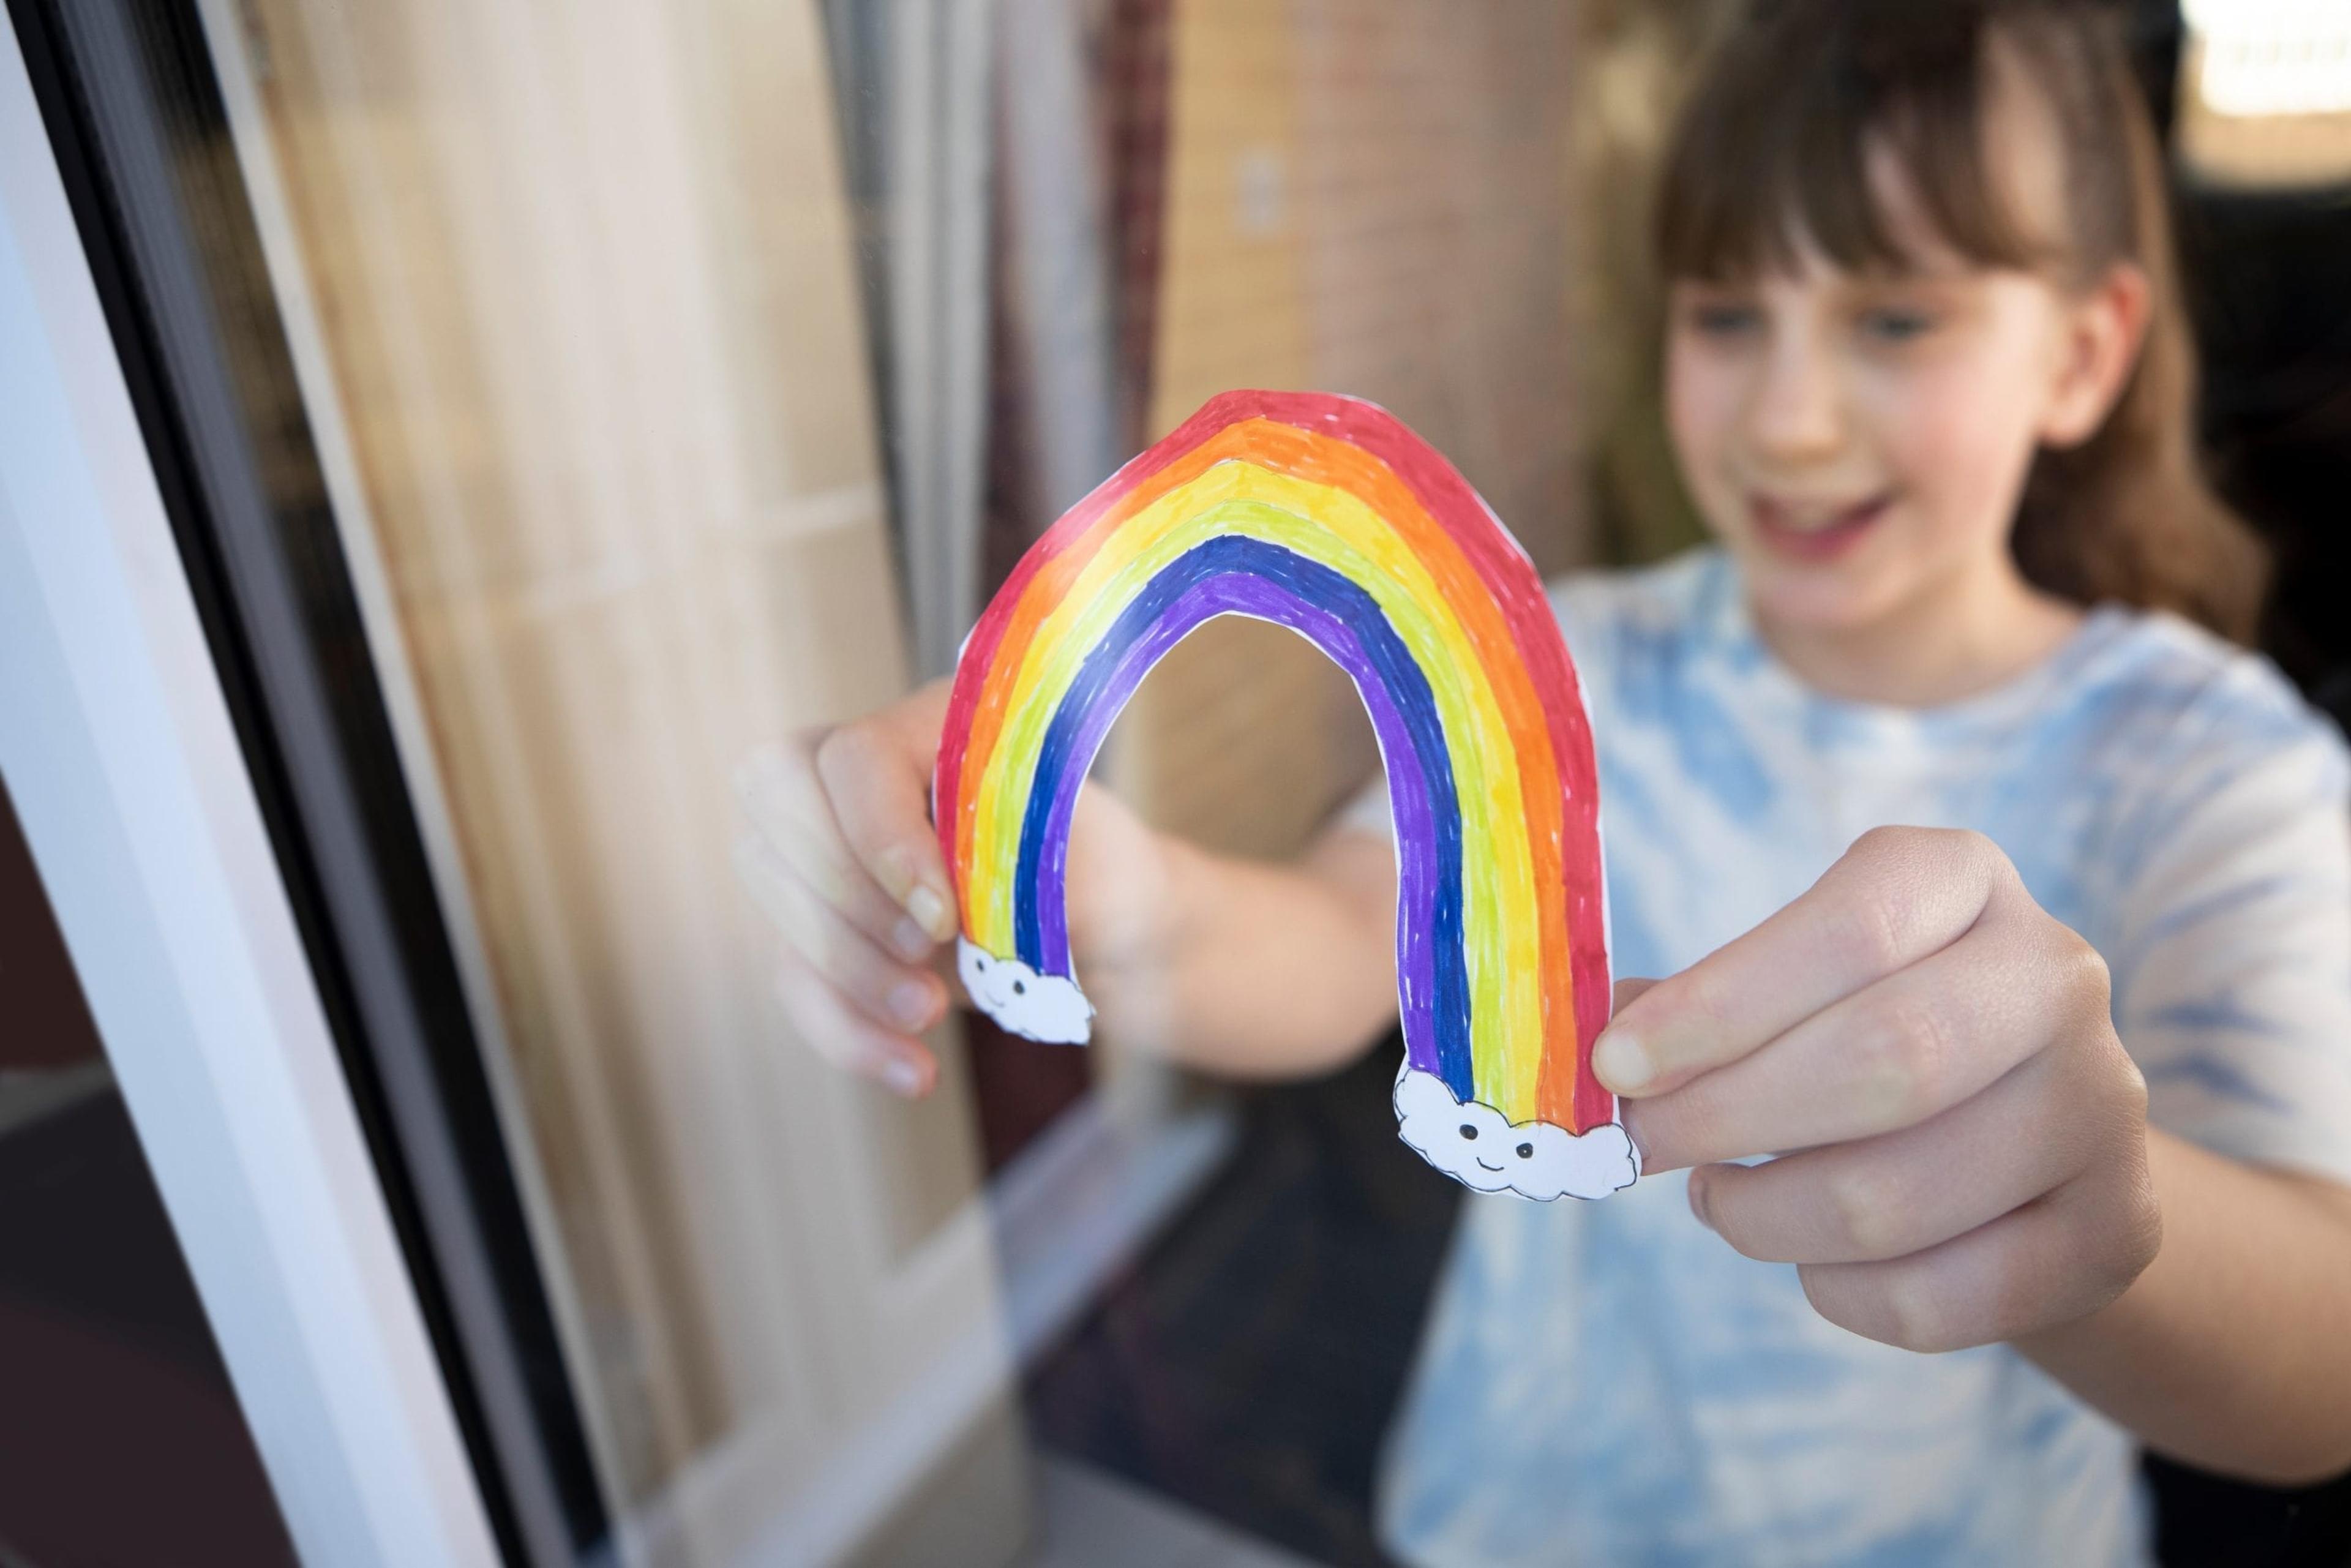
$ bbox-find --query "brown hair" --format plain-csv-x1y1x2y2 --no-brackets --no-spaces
1654,0,2266,641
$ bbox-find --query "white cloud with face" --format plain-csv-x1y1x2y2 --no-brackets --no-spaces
1393,1065,1639,1201
958,939,1093,1045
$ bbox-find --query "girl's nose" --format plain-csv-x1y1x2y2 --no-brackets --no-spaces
1747,329,1847,463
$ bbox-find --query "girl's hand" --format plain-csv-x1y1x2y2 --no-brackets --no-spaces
1596,827,2162,1352
731,679,1172,1096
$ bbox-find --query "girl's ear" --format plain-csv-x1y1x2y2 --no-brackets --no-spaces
2038,261,2152,449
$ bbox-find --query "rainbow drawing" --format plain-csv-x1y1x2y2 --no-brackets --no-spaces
936,390,1637,1200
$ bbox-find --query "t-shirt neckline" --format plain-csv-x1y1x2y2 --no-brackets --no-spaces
1694,549,2128,740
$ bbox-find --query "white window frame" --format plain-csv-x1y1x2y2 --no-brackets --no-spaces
0,20,502,1567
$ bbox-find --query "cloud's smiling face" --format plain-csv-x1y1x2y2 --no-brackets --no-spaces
956,939,1093,1045
1392,1066,1638,1201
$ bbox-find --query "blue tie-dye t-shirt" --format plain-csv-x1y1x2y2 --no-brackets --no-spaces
1348,550,2351,1568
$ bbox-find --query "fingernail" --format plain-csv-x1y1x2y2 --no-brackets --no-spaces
889,979,936,1030
881,1056,926,1097
906,883,956,942
1592,1027,1654,1095
892,917,932,961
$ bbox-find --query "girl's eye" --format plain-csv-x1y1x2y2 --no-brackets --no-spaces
1686,301,1763,337
1859,307,1936,343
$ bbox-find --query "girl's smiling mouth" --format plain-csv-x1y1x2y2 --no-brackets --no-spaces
1749,491,1894,563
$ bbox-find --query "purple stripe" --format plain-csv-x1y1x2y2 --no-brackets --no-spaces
1035,576,1441,1071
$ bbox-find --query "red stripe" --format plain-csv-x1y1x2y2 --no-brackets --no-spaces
934,392,1258,893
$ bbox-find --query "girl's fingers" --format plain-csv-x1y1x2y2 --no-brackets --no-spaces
770,942,939,1098
732,733,834,865
1687,1039,2101,1264
1794,1161,2161,1352
733,832,947,1035
1595,827,2014,1098
731,754,938,961
814,689,959,946
1628,899,2098,1171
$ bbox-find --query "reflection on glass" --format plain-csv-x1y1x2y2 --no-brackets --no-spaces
198,1,1024,1561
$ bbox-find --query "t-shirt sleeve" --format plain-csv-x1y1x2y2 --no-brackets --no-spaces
2104,683,2351,1187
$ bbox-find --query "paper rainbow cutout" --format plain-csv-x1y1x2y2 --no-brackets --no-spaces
936,391,1636,1200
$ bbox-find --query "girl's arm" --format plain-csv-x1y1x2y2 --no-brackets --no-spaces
2022,1135,2351,1484
1084,823,1401,1078
733,677,1400,1095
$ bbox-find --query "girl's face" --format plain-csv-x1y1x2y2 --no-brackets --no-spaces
1663,133,2140,639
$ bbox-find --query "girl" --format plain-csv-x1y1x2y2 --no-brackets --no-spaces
735,1,2351,1559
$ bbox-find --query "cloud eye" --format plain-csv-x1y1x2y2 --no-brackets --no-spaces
1012,979,1026,995
1458,1123,1477,1141
1517,1142,1534,1159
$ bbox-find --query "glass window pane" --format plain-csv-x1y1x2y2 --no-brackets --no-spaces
207,1,1023,1558
132,0,2351,1559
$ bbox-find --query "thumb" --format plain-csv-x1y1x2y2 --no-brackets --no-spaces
1610,978,1661,1168
815,683,960,944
